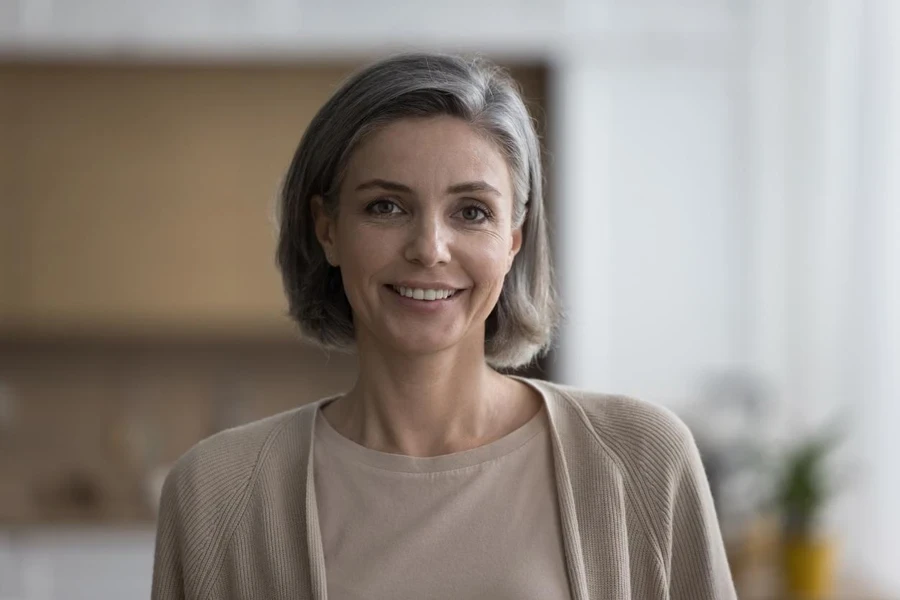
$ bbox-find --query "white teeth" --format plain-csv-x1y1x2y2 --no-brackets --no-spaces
392,286,456,301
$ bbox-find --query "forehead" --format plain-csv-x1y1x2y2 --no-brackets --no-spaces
341,116,512,194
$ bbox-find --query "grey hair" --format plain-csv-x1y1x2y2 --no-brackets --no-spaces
275,52,559,369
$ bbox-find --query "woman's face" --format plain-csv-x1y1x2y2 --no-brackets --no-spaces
313,115,522,359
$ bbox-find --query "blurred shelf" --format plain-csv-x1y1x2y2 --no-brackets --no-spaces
0,314,301,343
0,516,157,531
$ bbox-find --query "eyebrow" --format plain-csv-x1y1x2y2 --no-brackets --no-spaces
354,178,502,197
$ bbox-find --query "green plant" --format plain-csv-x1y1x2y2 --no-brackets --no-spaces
775,425,844,538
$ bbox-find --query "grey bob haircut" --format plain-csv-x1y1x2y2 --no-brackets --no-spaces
275,52,559,369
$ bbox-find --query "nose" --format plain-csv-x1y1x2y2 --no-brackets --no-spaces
404,213,451,267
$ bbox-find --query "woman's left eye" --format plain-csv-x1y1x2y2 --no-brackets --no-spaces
458,205,491,222
366,199,402,215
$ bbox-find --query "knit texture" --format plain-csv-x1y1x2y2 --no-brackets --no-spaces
151,377,737,600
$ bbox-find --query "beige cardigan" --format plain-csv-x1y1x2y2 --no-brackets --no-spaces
151,377,737,599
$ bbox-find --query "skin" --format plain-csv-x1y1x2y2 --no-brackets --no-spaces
312,115,542,457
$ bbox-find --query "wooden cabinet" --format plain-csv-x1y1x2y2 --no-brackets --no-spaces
0,64,355,337
0,67,26,325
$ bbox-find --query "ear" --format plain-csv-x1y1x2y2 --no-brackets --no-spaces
311,195,339,266
507,226,523,273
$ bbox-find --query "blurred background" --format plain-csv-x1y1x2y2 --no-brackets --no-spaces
0,1,898,599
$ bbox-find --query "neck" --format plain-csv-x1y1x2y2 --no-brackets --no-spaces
325,332,530,457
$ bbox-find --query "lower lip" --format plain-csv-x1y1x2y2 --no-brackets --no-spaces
384,286,463,312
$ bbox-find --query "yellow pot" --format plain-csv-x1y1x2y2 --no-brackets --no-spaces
782,536,836,600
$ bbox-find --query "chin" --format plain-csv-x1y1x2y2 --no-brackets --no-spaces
380,327,465,357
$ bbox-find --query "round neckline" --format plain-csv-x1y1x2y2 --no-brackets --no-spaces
314,392,548,474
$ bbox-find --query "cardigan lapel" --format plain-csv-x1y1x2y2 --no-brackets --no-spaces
303,401,329,600
514,377,592,600
527,378,634,599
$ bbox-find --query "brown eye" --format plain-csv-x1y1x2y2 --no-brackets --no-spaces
367,199,401,215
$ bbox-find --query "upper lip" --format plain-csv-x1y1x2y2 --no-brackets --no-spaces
390,281,463,290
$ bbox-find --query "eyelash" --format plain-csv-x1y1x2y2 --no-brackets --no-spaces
364,199,494,223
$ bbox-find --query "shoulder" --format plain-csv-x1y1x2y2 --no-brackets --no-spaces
153,405,314,597
534,379,698,485
536,382,735,596
162,405,309,512
156,404,312,545
535,379,713,553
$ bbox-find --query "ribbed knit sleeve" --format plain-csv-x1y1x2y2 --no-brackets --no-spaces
667,419,736,599
151,469,186,600
577,391,737,600
150,410,297,600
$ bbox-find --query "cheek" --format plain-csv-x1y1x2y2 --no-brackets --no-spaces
465,238,514,284
338,226,396,278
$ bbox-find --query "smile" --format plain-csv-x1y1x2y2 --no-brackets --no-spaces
389,285,458,301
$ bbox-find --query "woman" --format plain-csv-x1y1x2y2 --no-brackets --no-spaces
151,53,736,600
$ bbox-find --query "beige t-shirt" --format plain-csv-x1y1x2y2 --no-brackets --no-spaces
313,403,572,600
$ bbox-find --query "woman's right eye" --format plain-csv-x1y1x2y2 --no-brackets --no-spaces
367,199,401,215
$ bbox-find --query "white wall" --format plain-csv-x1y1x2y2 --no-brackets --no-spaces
551,0,898,593
746,0,898,589
552,61,745,406
551,12,747,408
854,0,900,591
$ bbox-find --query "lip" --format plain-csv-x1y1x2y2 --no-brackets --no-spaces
383,284,465,311
390,281,464,291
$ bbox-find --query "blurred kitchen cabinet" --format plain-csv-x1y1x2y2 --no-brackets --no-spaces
0,68,26,325
0,64,353,337
0,191,22,326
